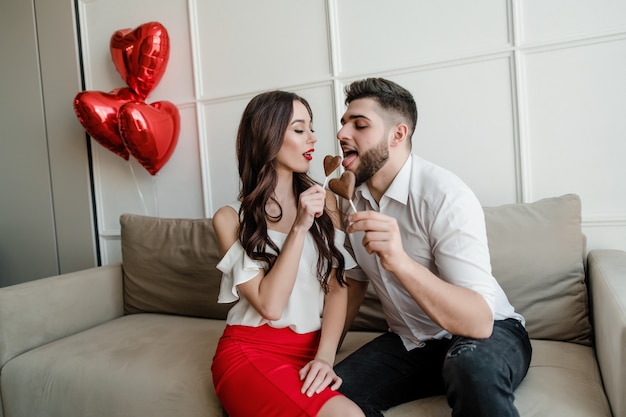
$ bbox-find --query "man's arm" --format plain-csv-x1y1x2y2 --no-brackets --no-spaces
346,210,494,339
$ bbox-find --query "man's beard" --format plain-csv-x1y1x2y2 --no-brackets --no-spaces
354,138,389,186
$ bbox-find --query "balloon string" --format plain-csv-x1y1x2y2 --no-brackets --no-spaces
152,174,159,217
128,161,149,215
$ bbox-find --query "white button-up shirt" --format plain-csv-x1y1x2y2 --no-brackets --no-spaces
343,154,523,350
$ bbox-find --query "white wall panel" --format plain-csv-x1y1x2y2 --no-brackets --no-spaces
202,84,338,216
194,0,331,99
150,106,204,218
370,57,518,207
78,0,195,103
201,97,248,216
523,38,626,219
583,225,626,252
519,0,626,45
75,0,626,260
78,0,202,266
100,236,122,266
335,0,510,76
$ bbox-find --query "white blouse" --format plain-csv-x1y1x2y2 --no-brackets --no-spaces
216,205,356,334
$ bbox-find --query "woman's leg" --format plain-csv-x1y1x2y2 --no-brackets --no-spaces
212,325,344,417
317,396,365,417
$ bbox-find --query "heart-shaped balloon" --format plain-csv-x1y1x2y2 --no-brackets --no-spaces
110,22,170,100
118,101,180,175
73,87,140,160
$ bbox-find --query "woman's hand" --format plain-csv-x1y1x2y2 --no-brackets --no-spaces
293,184,326,231
299,358,342,397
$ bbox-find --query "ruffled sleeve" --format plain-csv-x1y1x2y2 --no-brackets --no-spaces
334,229,357,270
216,241,265,303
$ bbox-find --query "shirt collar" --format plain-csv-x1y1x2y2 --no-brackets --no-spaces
354,154,413,208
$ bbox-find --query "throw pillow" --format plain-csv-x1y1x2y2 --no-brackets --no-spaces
120,214,234,319
484,194,592,345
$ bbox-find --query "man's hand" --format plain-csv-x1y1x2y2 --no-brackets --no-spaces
299,358,342,397
346,210,409,272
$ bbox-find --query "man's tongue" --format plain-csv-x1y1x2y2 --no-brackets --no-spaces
342,153,357,168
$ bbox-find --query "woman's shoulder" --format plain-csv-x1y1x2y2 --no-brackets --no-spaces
214,206,238,224
213,204,241,254
214,200,242,220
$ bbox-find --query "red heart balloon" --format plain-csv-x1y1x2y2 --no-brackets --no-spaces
73,87,140,160
118,101,180,175
110,22,170,100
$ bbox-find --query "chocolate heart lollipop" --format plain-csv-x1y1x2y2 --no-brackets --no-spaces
322,155,342,189
324,155,342,176
329,171,358,212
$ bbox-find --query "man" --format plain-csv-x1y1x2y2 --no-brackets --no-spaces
334,78,532,417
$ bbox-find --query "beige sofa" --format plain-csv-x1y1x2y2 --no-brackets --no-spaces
0,194,624,417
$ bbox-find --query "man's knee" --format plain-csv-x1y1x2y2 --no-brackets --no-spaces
442,339,494,389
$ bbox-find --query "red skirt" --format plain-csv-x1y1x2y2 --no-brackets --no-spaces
211,324,343,417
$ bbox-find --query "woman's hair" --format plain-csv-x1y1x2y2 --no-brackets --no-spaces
236,90,346,291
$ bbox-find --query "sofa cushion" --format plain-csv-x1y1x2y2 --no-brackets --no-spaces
351,194,592,346
484,194,591,345
338,333,610,417
1,314,227,417
120,214,234,319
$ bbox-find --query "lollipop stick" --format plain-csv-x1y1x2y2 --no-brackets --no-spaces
322,176,330,189
349,200,357,214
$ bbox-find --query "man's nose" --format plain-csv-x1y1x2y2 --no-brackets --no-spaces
337,125,346,141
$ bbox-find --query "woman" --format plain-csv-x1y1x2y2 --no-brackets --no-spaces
211,91,364,417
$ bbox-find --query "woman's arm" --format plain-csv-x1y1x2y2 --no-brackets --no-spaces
299,273,348,396
298,192,351,396
232,185,327,321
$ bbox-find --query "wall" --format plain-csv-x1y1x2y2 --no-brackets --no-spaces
0,0,97,286
74,0,626,265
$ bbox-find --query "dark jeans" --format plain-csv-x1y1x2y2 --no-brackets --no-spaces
335,318,532,417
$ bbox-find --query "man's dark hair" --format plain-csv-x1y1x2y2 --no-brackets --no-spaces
344,78,418,140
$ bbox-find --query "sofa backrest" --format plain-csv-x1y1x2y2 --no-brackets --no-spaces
120,193,592,346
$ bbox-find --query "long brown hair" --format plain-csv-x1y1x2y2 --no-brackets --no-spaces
236,90,346,291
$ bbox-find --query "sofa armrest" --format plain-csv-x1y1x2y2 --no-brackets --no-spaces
588,249,626,417
0,264,124,369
